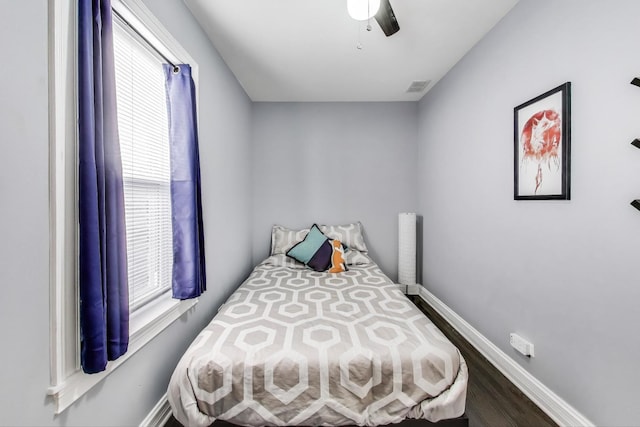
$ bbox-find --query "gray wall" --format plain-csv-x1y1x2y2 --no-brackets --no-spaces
417,1,640,425
251,102,418,280
0,0,253,425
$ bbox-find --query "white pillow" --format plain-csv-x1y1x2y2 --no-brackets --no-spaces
320,223,368,253
270,225,309,256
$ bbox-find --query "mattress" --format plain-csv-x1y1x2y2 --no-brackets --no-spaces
168,254,468,427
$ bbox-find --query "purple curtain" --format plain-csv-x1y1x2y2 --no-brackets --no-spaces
78,0,129,374
164,64,207,299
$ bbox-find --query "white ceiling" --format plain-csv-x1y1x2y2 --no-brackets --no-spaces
182,0,519,102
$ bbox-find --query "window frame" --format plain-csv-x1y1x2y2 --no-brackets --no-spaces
47,0,199,414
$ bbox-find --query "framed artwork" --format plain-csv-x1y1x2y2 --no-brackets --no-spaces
514,82,571,200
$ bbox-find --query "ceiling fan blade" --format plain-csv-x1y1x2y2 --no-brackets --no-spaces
374,0,400,37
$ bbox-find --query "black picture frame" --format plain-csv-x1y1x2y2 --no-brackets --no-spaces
514,82,571,200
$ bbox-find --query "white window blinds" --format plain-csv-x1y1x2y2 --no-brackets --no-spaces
113,17,173,311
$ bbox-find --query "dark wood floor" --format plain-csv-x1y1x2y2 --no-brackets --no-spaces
409,296,557,427
165,296,557,427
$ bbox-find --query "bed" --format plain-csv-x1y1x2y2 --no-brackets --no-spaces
168,223,468,427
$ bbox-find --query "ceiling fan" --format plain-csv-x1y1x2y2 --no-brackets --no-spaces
347,0,400,37
374,0,400,36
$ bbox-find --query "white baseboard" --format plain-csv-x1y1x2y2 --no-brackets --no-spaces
140,393,172,427
416,286,594,427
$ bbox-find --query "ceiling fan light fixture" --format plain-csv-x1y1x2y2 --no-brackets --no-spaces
347,0,381,21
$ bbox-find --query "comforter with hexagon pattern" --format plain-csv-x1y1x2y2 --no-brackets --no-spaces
168,254,468,427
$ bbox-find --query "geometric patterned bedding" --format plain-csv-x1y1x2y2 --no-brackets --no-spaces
168,254,468,427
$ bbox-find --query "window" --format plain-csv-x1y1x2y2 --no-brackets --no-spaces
113,13,173,312
48,0,199,414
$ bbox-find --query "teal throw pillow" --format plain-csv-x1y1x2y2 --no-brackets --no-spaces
287,224,332,271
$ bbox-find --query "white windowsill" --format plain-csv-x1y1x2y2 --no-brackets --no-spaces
47,297,197,414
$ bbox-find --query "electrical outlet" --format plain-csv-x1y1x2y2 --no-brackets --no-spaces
510,333,534,357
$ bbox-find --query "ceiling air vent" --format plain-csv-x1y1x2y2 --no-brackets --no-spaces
406,80,431,93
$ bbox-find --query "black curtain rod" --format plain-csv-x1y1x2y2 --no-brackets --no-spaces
112,8,180,73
